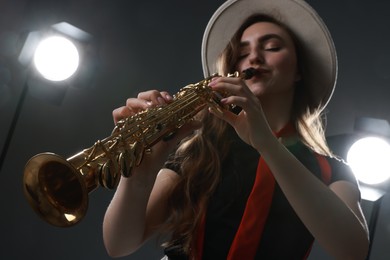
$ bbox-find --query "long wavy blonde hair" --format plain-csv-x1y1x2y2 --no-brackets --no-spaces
162,13,334,255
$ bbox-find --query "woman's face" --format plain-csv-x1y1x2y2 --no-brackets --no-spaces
236,22,300,100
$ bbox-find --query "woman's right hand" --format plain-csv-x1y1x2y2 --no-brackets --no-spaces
112,90,175,175
104,90,201,256
104,90,183,257
112,90,200,177
112,90,173,124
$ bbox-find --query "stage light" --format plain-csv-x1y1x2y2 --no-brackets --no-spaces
17,22,95,105
33,36,79,81
18,22,92,83
347,136,390,185
327,117,390,258
0,22,94,171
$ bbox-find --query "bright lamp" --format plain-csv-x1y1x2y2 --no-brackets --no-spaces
33,36,79,81
347,136,390,185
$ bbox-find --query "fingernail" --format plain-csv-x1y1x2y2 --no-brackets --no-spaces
157,97,165,105
220,98,228,104
146,101,153,107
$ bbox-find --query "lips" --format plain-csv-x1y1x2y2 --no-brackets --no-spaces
245,67,270,79
257,67,270,74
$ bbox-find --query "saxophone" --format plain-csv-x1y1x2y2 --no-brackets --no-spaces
23,68,255,227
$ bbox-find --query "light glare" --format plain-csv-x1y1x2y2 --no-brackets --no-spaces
347,137,390,185
33,36,79,81
64,213,76,222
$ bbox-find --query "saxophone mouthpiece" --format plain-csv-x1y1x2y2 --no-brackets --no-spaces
242,67,257,79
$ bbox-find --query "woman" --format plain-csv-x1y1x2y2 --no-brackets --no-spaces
103,0,369,259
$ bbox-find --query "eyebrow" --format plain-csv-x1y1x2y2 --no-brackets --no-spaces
239,33,285,48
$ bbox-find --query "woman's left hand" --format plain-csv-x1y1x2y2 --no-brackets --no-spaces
208,76,272,149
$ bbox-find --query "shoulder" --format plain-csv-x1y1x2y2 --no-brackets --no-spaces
327,156,358,184
163,152,183,175
294,142,359,187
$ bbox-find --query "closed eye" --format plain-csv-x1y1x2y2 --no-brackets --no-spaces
265,46,282,52
238,53,249,60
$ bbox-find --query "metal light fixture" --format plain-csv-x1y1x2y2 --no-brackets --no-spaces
347,136,390,185
0,22,93,173
33,35,80,81
327,116,390,258
17,21,94,105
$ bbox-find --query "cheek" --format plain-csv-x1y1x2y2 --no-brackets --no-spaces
236,60,246,73
273,54,298,75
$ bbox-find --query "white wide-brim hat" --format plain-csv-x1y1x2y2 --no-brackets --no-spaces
201,0,337,110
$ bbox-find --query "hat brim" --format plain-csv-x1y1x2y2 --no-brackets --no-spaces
201,0,337,110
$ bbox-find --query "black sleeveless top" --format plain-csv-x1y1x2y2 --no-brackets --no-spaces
164,128,359,259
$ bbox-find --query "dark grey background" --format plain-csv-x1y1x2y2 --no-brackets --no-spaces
1,0,390,259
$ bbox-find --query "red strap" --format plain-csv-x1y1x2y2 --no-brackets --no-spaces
303,242,314,260
227,123,296,259
193,123,296,259
192,213,206,259
227,157,275,259
314,153,331,185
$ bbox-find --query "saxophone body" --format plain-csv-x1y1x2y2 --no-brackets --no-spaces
23,69,255,227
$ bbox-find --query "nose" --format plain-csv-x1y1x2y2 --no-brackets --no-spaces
248,49,264,65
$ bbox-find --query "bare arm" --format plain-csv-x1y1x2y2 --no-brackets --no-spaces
259,136,369,260
103,90,196,257
103,167,179,257
210,76,369,260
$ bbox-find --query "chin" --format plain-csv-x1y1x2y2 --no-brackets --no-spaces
248,85,267,98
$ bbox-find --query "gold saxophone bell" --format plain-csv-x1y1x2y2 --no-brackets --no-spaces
24,153,89,227
23,68,256,227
